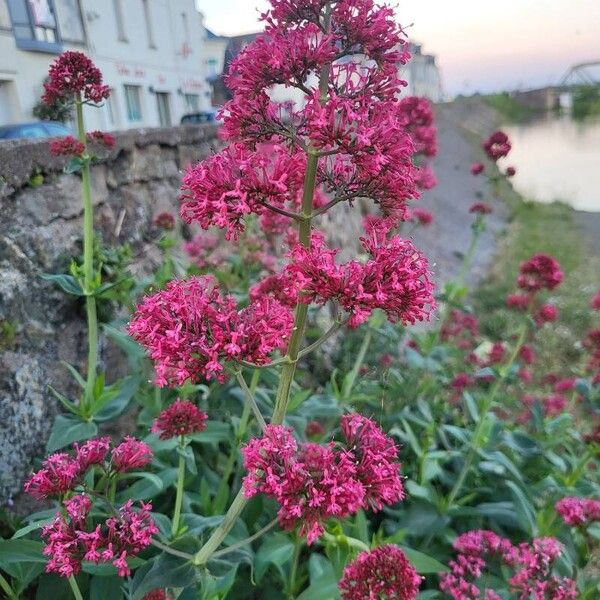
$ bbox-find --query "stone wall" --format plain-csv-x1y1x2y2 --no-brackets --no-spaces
0,125,220,504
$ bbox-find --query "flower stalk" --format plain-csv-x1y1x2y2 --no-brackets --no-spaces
75,95,99,418
171,436,187,537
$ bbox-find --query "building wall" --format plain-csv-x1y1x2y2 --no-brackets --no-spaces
0,0,211,130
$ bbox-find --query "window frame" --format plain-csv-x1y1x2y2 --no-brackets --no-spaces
7,0,63,53
124,84,143,123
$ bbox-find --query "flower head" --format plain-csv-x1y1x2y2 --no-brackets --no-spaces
536,303,558,325
505,166,516,177
24,453,80,499
556,497,600,526
469,202,492,215
49,136,85,157
471,162,485,175
339,545,421,600
151,400,208,440
411,207,433,226
43,51,110,105
518,254,563,292
74,437,111,472
483,130,511,161
129,276,293,386
86,130,116,149
154,212,176,230
591,293,600,310
111,437,153,472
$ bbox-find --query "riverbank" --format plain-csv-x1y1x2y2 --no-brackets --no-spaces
429,98,600,369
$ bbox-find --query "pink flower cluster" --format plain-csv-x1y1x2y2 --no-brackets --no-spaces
24,437,155,578
128,276,294,386
440,530,577,600
154,212,176,231
517,254,564,293
24,436,151,499
242,414,404,544
397,96,438,158
556,496,600,526
42,496,157,577
482,130,512,161
180,143,306,240
42,51,110,105
86,130,116,149
49,136,85,157
255,219,434,327
151,399,208,440
338,545,422,600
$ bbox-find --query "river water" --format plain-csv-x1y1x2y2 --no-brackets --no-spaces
499,116,600,212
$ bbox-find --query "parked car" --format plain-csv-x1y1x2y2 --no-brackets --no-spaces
180,110,220,125
0,121,71,140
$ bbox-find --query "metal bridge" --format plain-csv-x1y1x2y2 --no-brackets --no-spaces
559,61,600,87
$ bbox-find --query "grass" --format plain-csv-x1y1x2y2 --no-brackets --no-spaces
473,196,600,372
483,93,536,123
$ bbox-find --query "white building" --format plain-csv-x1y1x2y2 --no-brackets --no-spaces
402,42,443,102
0,0,212,131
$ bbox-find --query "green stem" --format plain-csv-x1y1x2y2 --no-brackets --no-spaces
68,575,84,600
212,518,278,559
456,226,482,289
0,573,17,600
321,531,370,552
171,438,186,537
445,322,528,509
287,535,302,599
76,97,98,418
108,475,117,503
235,370,266,430
193,3,333,566
341,327,372,400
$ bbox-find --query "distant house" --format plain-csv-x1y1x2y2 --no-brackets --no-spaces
403,42,443,102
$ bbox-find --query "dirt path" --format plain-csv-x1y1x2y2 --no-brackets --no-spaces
410,102,507,289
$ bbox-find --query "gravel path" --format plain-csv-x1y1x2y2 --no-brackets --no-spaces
410,102,507,290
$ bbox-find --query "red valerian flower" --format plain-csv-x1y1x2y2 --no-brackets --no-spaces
506,293,531,311
143,591,170,600
151,399,208,440
411,207,434,226
305,420,326,437
519,344,536,365
41,496,157,578
536,303,559,324
470,162,485,175
24,453,80,499
339,545,422,600
86,130,116,149
517,254,563,292
543,394,568,417
440,530,576,600
42,51,110,105
49,136,85,157
556,497,600,526
414,163,438,190
554,378,576,393
469,202,492,215
242,414,404,544
128,276,294,386
505,166,516,177
482,130,511,161
74,437,111,472
591,293,600,310
397,96,438,158
451,373,473,391
111,437,153,472
153,212,176,231
281,220,435,328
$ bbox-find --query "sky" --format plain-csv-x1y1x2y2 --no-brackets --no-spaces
195,0,600,97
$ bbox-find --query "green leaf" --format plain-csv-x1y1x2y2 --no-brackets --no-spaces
297,554,340,600
506,480,537,535
90,575,124,600
131,553,198,600
102,324,147,365
93,376,141,422
400,546,449,574
40,273,84,296
64,156,84,174
254,533,295,583
188,421,231,444
0,539,46,566
46,415,98,453
48,386,79,416
11,518,53,540
117,470,172,502
61,361,86,389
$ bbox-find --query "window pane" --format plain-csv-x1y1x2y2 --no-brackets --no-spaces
8,0,31,23
112,0,126,40
0,1,11,28
124,85,142,122
54,0,85,43
29,0,56,28
184,93,199,112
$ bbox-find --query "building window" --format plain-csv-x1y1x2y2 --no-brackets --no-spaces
184,93,199,112
181,12,189,43
124,84,142,122
142,0,155,48
105,88,118,126
54,0,85,44
0,2,11,29
113,0,126,41
7,0,61,51
156,92,171,127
